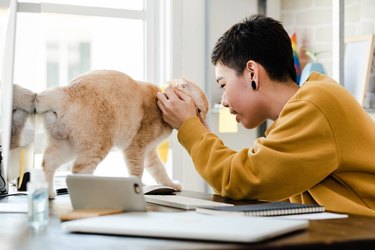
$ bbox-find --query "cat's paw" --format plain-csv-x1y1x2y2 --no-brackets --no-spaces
171,180,182,191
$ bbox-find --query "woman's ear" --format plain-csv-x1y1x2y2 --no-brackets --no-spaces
246,60,258,77
246,60,259,90
246,60,255,71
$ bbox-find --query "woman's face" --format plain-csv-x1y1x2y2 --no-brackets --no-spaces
215,63,265,129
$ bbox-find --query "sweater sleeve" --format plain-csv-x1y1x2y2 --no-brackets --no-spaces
177,100,340,201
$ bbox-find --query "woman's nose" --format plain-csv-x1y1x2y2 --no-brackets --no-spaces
221,92,229,108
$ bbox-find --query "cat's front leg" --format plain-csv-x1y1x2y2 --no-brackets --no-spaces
145,148,181,191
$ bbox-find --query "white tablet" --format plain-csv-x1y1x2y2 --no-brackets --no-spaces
62,211,309,243
66,175,146,212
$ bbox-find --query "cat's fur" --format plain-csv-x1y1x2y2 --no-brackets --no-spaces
11,84,36,149
35,70,208,198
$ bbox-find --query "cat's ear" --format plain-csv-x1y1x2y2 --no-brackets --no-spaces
186,80,209,123
196,107,209,128
178,78,190,90
168,77,209,125
176,78,209,122
170,78,190,91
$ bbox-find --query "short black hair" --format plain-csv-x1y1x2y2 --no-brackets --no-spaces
211,15,296,82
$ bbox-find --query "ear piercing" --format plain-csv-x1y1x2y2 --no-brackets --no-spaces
251,80,256,90
250,72,256,90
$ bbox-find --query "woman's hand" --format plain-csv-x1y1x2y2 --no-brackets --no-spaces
157,86,197,129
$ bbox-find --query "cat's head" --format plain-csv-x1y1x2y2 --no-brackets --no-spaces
167,78,209,124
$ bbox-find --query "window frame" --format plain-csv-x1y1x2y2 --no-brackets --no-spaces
1,0,166,84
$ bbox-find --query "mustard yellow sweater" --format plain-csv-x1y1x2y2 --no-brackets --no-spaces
178,72,375,217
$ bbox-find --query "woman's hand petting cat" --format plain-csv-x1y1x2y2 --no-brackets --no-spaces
157,86,197,129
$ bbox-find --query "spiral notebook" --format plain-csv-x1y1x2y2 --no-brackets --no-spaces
196,202,325,217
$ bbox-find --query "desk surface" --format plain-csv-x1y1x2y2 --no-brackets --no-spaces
2,190,375,250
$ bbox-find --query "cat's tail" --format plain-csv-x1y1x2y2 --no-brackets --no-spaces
35,87,69,139
35,87,66,114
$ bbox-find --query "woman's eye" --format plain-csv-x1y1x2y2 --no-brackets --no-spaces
219,84,225,89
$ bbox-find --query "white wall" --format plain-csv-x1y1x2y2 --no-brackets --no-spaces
169,0,207,192
344,0,375,37
281,0,375,79
281,0,333,76
169,0,262,192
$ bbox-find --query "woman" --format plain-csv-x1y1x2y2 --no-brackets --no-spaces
157,15,375,216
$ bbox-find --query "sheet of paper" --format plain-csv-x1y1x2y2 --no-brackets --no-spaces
0,203,28,213
274,212,348,220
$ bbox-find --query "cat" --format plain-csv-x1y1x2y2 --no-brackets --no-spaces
35,70,208,198
11,84,36,149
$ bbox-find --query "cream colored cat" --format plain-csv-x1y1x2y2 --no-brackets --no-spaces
35,70,208,198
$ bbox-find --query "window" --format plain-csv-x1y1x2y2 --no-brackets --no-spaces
0,8,9,59
40,13,144,87
1,0,171,186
